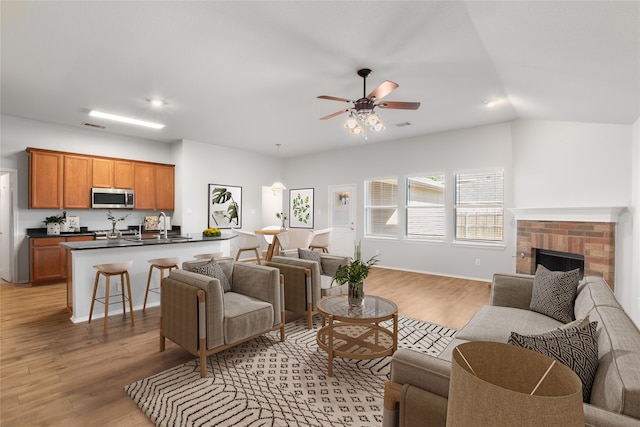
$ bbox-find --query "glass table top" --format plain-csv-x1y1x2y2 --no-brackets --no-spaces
317,295,397,320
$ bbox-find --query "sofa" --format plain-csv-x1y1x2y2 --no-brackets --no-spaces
383,273,640,427
160,257,285,377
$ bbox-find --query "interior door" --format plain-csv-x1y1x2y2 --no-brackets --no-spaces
328,185,356,257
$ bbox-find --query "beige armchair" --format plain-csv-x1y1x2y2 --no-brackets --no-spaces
233,229,263,264
160,257,285,377
268,251,349,329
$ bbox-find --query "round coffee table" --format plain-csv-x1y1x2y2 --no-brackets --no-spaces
316,294,398,376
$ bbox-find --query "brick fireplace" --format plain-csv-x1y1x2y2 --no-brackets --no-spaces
512,208,623,290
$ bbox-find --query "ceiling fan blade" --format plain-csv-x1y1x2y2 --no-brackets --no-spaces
377,101,421,110
320,109,349,120
318,95,352,103
367,80,399,100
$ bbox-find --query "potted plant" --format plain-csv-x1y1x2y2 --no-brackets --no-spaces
276,212,287,230
43,214,66,235
106,210,130,240
332,241,379,306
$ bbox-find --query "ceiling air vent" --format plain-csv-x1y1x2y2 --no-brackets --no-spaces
393,122,412,128
82,122,106,129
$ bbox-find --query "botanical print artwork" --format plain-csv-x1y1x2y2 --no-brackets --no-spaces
208,184,242,228
289,188,313,229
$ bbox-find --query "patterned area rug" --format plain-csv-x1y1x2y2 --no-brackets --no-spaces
125,316,456,427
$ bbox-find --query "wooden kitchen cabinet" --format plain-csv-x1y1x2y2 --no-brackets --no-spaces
155,164,175,210
92,158,133,189
114,160,133,188
28,149,63,208
133,162,155,209
63,155,92,209
134,162,175,210
31,235,94,284
92,158,114,188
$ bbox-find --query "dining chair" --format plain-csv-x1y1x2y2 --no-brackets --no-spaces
309,227,332,253
233,229,262,264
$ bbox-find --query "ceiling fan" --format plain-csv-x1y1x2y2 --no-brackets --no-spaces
317,68,420,135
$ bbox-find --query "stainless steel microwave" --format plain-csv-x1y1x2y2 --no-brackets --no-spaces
91,188,134,209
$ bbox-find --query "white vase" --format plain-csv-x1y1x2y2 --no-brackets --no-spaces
46,223,61,235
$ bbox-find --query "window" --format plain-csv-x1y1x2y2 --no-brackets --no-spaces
455,170,503,242
406,174,445,240
365,178,397,237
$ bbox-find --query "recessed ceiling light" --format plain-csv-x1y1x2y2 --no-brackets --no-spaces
483,99,500,107
88,110,165,129
148,98,167,107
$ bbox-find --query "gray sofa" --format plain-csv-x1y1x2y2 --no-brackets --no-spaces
383,273,640,427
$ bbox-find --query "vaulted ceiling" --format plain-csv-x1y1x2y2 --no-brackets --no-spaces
2,1,638,157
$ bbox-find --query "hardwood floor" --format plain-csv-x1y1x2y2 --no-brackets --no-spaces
0,267,489,426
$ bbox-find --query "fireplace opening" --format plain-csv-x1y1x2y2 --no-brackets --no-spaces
535,249,584,279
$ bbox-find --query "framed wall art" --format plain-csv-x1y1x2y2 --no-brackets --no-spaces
208,184,242,229
289,188,314,229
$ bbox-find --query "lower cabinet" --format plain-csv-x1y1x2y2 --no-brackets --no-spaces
30,236,94,284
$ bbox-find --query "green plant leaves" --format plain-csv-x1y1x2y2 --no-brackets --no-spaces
292,193,311,224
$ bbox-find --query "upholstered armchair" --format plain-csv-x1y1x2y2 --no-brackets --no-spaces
276,229,313,251
160,257,285,377
309,227,332,252
233,229,263,264
267,251,350,329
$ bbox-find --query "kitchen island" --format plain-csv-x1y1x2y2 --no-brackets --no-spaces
60,234,235,323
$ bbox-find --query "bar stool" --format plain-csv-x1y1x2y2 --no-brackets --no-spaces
143,257,180,312
194,252,223,261
89,261,134,332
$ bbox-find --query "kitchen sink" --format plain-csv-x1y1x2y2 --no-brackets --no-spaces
124,236,192,244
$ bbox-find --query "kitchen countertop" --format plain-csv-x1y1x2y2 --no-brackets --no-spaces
60,234,235,250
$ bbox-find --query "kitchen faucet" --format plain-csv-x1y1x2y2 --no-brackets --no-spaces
158,211,168,239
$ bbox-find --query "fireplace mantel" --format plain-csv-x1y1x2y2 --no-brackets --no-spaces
509,207,626,223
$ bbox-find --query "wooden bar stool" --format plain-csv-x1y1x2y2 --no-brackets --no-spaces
89,261,134,332
143,257,180,312
194,252,223,261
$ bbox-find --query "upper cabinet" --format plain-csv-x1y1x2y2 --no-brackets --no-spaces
92,158,133,189
28,149,63,208
133,162,175,210
63,155,92,209
27,148,173,210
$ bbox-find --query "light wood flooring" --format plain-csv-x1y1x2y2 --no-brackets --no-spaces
0,267,489,426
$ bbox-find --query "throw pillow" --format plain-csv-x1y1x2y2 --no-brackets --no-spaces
190,259,231,292
298,248,324,275
557,315,590,331
530,265,579,323
508,321,599,402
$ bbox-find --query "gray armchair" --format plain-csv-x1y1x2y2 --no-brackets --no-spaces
160,257,285,377
268,251,349,329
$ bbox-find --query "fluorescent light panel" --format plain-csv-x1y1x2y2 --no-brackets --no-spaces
89,110,165,129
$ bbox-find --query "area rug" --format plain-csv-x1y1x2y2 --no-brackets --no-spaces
125,316,456,427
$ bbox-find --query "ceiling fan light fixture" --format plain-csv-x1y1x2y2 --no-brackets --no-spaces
349,125,364,135
366,113,381,126
370,122,385,132
344,116,358,129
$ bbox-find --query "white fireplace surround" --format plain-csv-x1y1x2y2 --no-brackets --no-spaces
509,207,627,223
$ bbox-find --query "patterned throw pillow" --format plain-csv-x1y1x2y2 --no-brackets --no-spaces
191,259,231,292
298,248,324,275
509,321,599,402
529,265,579,323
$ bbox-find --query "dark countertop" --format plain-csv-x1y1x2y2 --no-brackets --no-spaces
27,228,95,238
59,234,235,250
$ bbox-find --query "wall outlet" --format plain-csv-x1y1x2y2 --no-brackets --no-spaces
475,259,481,266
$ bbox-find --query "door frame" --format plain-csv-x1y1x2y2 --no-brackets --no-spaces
0,169,17,283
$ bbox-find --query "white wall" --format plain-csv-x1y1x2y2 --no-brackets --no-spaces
282,122,515,281
630,117,640,324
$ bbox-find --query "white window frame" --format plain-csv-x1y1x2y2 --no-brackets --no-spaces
405,174,446,241
454,169,504,243
365,177,398,238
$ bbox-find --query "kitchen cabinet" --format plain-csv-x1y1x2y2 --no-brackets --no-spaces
27,148,173,210
31,235,94,284
92,158,113,188
134,162,175,210
92,159,133,189
28,149,63,208
155,164,175,210
114,160,133,189
63,155,92,209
